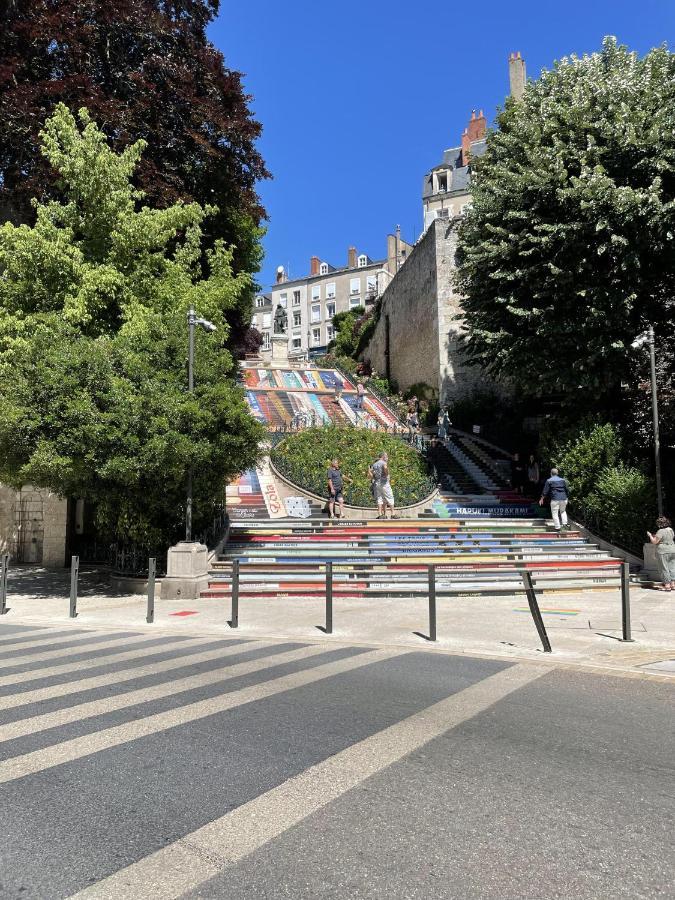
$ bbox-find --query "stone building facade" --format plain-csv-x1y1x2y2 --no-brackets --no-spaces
363,217,479,403
0,484,67,566
252,233,413,361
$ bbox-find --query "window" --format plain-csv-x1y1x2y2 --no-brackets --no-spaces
292,337,302,350
311,304,321,323
366,275,377,296
326,325,335,342
319,263,328,275
262,332,271,350
357,254,367,268
349,297,361,310
251,315,258,329
279,292,288,308
312,327,321,344
436,172,448,193
262,313,272,328
326,301,336,319
437,208,449,219
350,277,360,295
293,310,302,327
292,290,301,306
255,296,267,308
326,282,336,299
311,285,321,301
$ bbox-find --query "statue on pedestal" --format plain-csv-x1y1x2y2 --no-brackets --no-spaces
273,304,288,335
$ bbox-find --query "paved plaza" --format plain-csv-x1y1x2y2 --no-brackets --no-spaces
0,618,673,899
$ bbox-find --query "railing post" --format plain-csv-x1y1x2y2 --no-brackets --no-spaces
69,555,79,619
0,553,8,615
230,559,239,628
146,557,156,624
325,561,333,634
620,562,634,642
521,571,552,653
428,565,437,641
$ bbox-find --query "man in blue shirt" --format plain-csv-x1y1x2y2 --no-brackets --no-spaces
539,468,571,533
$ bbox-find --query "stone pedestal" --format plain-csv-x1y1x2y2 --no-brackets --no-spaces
271,333,289,365
161,541,210,600
642,543,660,580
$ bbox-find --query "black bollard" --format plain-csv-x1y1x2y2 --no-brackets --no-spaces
69,555,79,619
620,562,634,642
146,558,156,624
521,571,552,653
0,553,8,615
428,565,437,642
230,559,239,628
325,562,333,634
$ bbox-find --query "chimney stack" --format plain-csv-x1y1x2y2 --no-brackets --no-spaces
275,265,287,284
460,129,471,167
310,256,320,277
509,51,526,101
348,246,357,269
467,109,487,142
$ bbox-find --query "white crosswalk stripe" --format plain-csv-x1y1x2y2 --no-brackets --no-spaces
0,643,328,741
0,644,397,784
0,632,169,670
0,636,209,688
0,639,267,711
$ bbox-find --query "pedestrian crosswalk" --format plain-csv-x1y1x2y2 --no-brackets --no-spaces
0,622,534,898
2,622,669,900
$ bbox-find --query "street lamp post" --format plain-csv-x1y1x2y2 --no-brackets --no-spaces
632,324,663,516
186,306,217,542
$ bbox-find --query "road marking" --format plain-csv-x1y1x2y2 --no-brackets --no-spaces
0,640,265,712
0,644,328,741
0,638,210,689
0,648,397,785
0,629,92,648
71,662,547,899
0,633,167,670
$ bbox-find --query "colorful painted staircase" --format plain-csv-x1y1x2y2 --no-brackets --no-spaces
204,518,623,601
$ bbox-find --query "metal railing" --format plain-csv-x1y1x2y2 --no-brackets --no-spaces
0,555,634,651
222,559,635,652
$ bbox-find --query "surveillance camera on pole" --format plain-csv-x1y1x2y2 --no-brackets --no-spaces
195,317,217,333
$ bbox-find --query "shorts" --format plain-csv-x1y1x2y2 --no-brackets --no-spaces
375,482,395,506
329,491,343,502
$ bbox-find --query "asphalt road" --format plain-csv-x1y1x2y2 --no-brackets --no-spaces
0,622,672,900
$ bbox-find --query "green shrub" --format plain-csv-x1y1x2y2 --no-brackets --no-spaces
271,426,434,507
583,465,655,553
546,422,622,504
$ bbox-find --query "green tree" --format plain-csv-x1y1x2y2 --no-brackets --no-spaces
0,104,263,547
456,38,675,408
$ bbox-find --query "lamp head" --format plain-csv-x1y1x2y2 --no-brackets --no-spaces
196,318,217,333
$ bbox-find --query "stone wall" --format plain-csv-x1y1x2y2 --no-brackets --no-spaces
362,217,481,404
0,484,67,567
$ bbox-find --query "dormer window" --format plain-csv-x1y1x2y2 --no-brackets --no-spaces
357,254,368,268
319,263,328,275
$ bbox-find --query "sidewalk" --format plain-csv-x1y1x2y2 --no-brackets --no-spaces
2,565,674,678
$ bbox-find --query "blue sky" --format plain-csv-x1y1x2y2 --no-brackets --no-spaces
209,0,675,290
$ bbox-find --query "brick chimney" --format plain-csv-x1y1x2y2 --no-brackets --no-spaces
509,51,526,101
467,109,487,142
310,256,320,277
460,129,471,167
348,246,357,269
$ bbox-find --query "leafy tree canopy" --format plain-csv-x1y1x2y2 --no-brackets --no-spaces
0,0,268,288
0,104,263,546
456,37,675,407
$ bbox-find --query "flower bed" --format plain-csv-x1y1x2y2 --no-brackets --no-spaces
271,426,434,507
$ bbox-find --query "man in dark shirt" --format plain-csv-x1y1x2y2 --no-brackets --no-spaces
327,459,345,519
540,467,571,533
